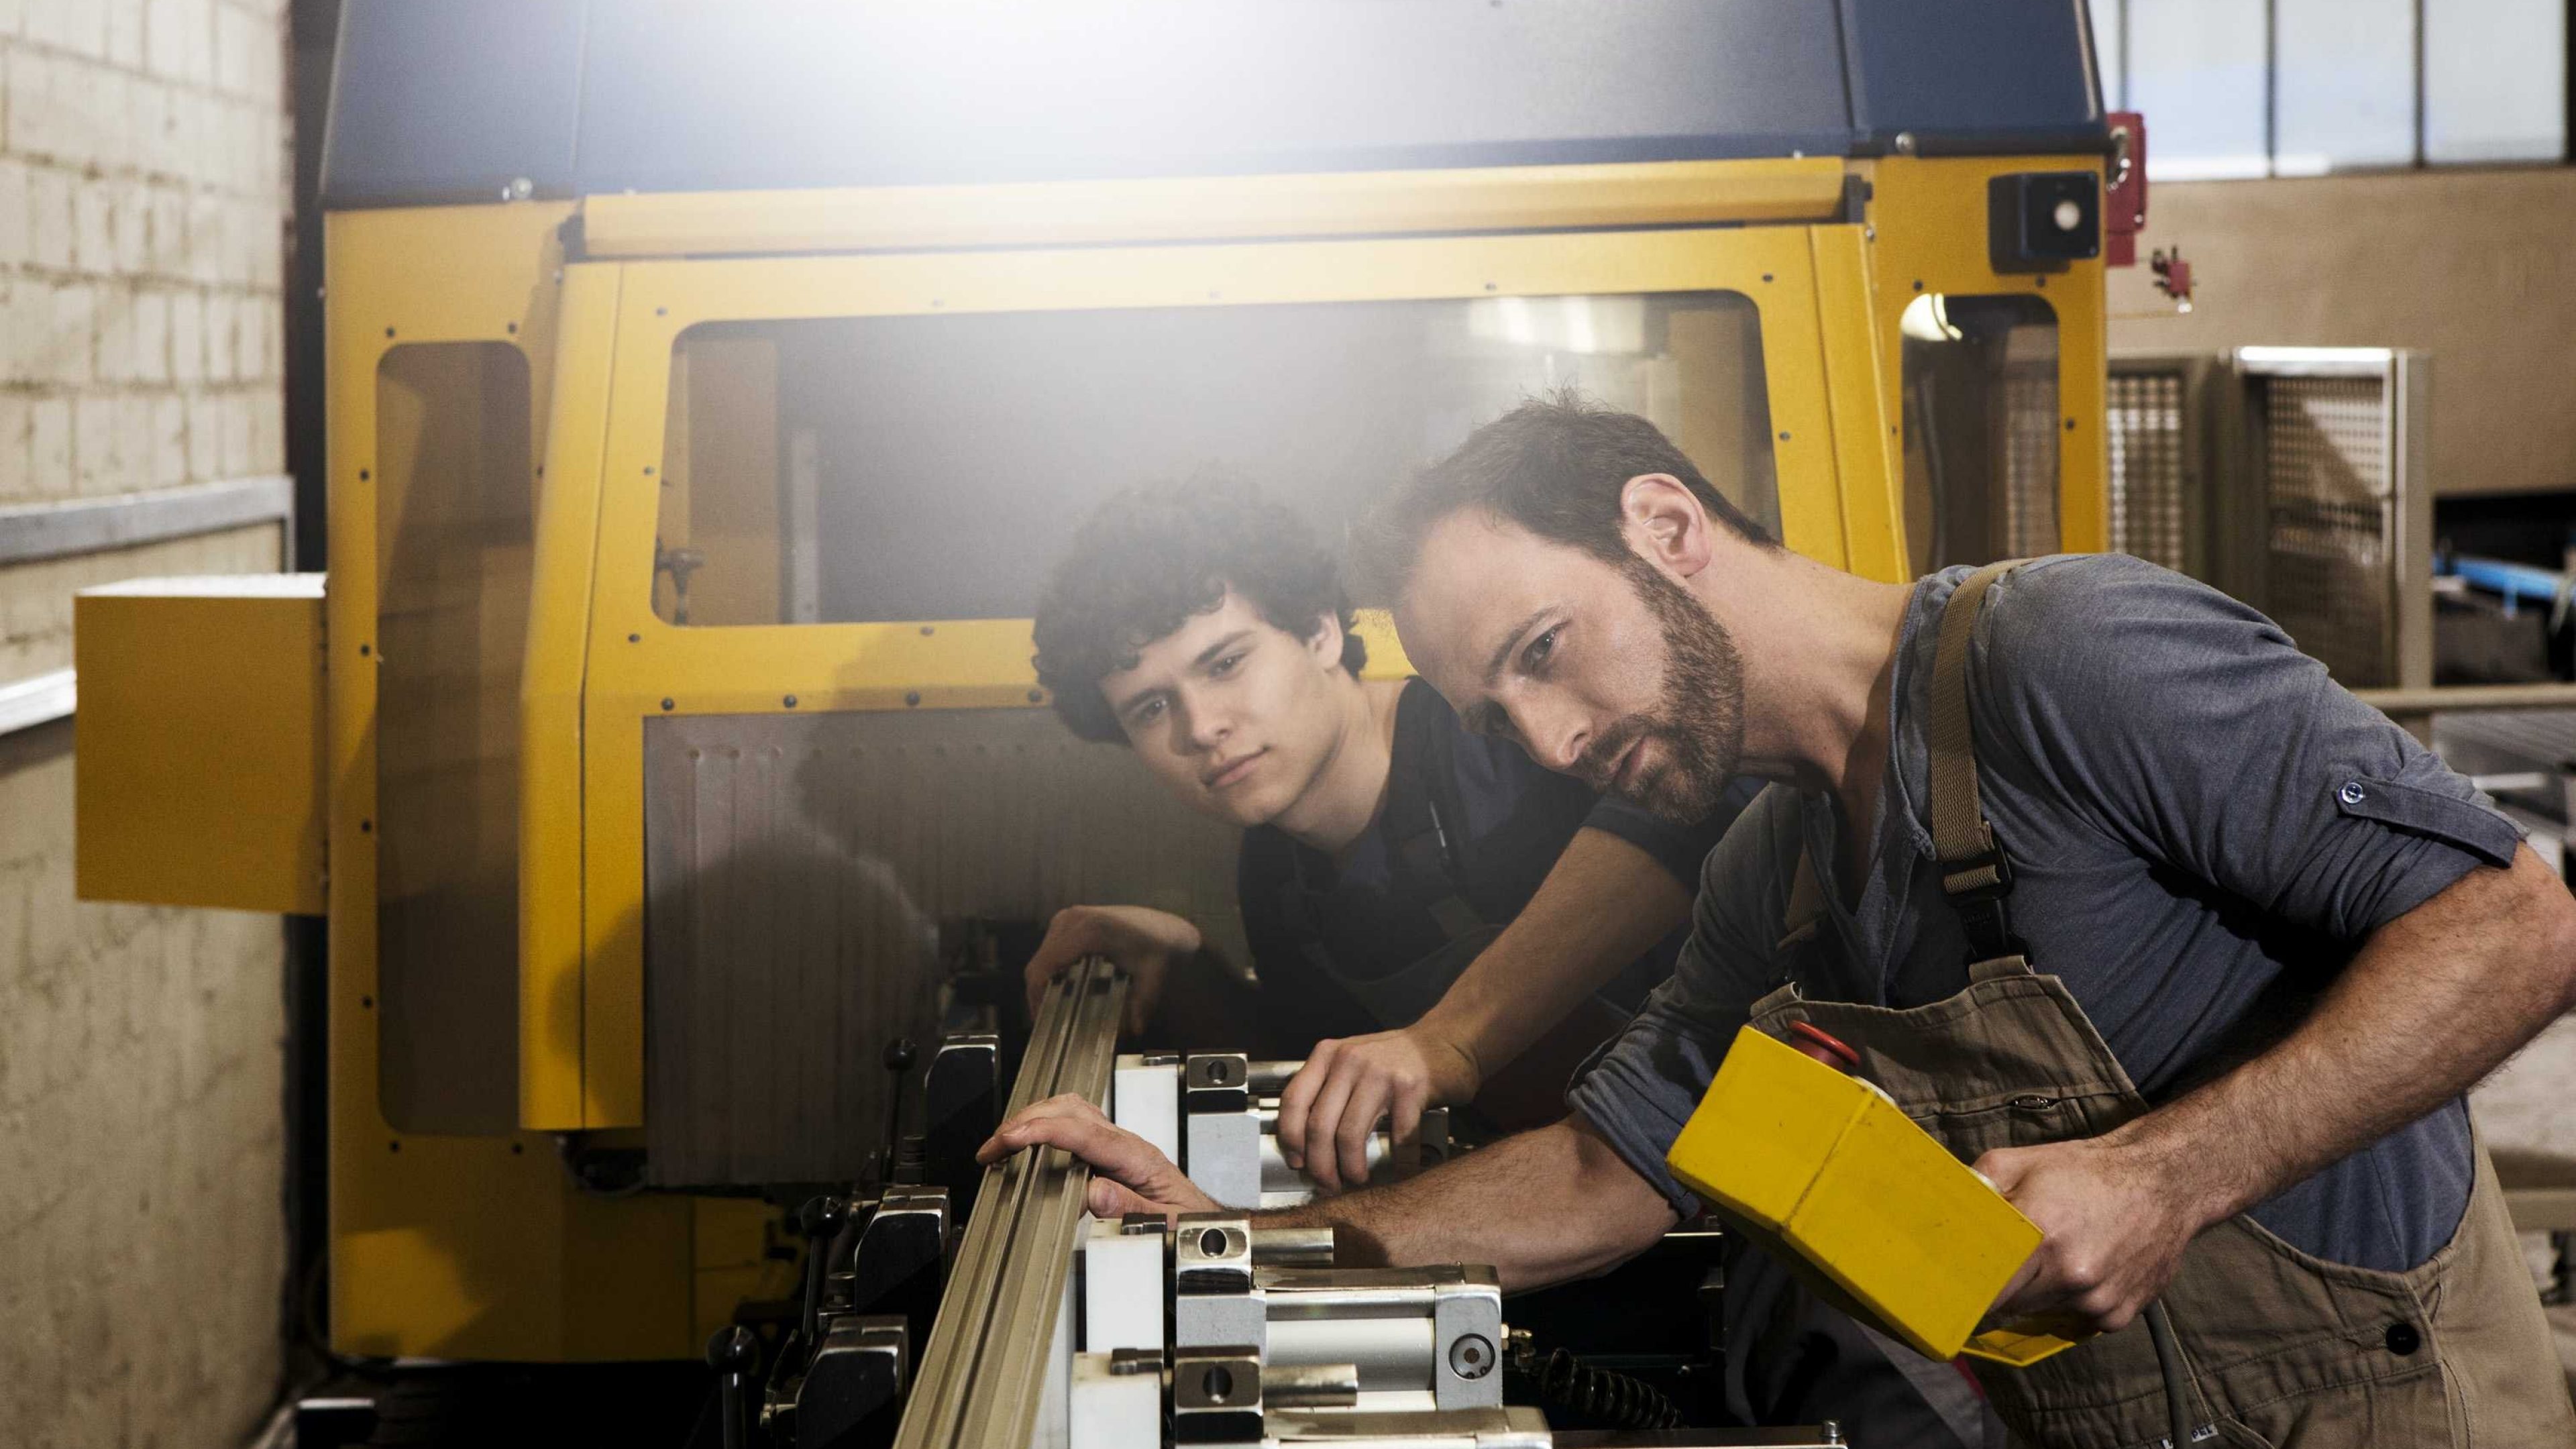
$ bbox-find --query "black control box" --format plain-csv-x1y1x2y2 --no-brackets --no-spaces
1987,171,2100,273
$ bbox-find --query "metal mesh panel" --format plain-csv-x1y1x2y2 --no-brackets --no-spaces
2002,365,2061,558
641,708,1243,1187
2105,370,2190,572
2262,375,2394,686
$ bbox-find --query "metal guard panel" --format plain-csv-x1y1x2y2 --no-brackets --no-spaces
640,709,1239,1187
324,0,2103,207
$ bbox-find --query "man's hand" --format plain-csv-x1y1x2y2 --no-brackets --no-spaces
977,1093,1223,1220
1974,1135,2205,1336
1023,904,1203,1036
1274,1026,1481,1191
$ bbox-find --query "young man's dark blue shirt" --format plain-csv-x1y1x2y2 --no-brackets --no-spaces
1236,678,1755,1047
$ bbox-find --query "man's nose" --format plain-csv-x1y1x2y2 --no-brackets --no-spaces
1518,702,1589,775
1178,692,1230,751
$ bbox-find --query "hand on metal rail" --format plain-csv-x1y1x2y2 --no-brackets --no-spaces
1274,1026,1477,1191
1023,904,1201,1036
977,1092,1222,1219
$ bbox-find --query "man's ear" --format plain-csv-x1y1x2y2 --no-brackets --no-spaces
1305,610,1348,671
1619,474,1717,582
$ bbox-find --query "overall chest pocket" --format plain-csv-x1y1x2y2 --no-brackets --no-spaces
1911,1089,2129,1158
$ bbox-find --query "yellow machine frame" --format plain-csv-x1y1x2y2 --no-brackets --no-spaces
300,152,2106,1360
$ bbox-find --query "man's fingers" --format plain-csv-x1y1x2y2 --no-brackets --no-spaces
1981,1246,2052,1327
1276,1042,1337,1172
1389,1080,1428,1160
1024,943,1075,1020
1336,1078,1383,1187
1301,1068,1358,1193
975,1094,1118,1165
1088,1177,1163,1220
1970,1145,2031,1196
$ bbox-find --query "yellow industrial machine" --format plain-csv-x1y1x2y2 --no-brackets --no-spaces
73,0,2123,1377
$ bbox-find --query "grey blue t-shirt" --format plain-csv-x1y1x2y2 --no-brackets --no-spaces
1570,554,2524,1271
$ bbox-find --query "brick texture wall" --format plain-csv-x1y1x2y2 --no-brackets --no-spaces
0,0,293,1444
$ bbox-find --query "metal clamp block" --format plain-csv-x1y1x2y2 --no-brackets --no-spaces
1171,1347,1265,1446
1173,1213,1265,1350
1430,1267,1503,1409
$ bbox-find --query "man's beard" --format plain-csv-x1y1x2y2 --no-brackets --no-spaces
1574,558,1746,824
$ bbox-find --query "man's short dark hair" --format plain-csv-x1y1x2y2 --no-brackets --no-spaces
1033,480,1367,743
1360,390,1776,598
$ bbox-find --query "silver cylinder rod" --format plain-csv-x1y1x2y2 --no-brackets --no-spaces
1251,1226,1337,1267
1263,1360,1362,1409
1264,1316,1437,1392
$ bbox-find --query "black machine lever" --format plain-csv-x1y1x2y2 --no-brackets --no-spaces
798,1195,852,1349
881,1036,918,1188
707,1325,761,1449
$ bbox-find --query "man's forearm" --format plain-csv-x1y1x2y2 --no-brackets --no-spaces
1421,829,1691,1081
1256,1116,1678,1292
2114,845,2576,1230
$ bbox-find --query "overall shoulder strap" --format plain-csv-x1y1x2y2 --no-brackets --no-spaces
1928,560,2031,975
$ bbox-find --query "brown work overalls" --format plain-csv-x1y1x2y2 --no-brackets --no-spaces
1756,562,2573,1448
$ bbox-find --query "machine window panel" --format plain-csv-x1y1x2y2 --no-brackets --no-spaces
1898,294,2062,574
373,341,533,1135
2126,0,2270,180
2273,0,2416,174
2424,0,2567,164
649,292,1778,626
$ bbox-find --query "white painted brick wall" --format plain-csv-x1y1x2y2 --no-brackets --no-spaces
0,0,292,1444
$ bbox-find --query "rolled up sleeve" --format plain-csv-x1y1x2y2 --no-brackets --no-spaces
1568,785,1797,1215
1980,556,2524,944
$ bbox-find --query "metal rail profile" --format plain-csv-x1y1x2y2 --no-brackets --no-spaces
894,955,1128,1449
0,475,294,567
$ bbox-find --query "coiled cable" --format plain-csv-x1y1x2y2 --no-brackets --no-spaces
1505,1332,1683,1431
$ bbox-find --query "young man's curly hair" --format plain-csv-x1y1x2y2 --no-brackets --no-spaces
1033,480,1368,744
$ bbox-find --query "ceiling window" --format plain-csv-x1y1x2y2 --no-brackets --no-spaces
2090,0,2568,178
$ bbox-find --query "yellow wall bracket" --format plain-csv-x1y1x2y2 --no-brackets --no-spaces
74,574,327,915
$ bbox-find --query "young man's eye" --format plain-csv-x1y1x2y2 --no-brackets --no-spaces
1130,698,1166,724
1210,653,1244,678
1523,627,1559,672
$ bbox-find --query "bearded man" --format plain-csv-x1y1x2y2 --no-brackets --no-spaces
987,396,2576,1446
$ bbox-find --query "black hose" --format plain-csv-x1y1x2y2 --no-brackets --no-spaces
1514,1345,1682,1431
2144,1300,2197,1448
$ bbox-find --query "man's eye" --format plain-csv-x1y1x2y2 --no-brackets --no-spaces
1210,653,1244,678
1132,698,1165,724
1523,628,1559,672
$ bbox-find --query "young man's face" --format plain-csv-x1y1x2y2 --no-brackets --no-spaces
1394,506,1743,824
1097,591,1354,828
